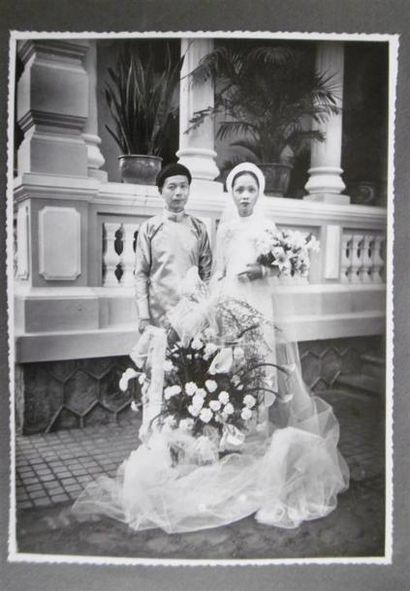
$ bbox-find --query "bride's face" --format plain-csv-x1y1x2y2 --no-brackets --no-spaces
232,173,259,217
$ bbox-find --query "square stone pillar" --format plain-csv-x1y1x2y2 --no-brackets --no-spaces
82,40,108,182
17,39,89,177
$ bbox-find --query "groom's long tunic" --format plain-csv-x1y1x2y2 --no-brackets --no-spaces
134,209,212,325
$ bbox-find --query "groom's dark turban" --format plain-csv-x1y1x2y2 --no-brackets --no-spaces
156,163,192,189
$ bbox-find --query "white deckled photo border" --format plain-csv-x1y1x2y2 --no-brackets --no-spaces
6,28,398,567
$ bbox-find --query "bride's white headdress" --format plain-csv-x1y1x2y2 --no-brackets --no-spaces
221,162,269,225
225,161,266,196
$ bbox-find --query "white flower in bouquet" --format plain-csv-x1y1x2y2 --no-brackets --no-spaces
119,368,139,392
241,407,253,421
163,360,174,372
233,347,245,361
279,260,292,276
179,418,194,431
130,400,140,413
192,393,205,410
243,394,256,408
196,387,207,398
191,337,204,350
164,384,182,400
205,379,218,393
185,381,198,396
162,415,177,432
218,391,230,405
271,247,289,272
289,230,306,250
209,400,221,412
203,342,218,359
306,234,320,253
223,402,234,415
208,348,233,375
188,404,201,417
199,408,213,423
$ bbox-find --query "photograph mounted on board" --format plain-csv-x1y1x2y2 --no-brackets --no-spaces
9,31,394,565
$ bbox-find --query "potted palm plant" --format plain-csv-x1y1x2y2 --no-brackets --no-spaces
188,43,340,196
105,42,184,184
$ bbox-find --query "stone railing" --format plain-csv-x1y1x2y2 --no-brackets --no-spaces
13,176,387,362
102,221,140,287
341,230,385,284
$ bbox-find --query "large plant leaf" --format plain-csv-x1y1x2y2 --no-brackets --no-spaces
189,43,340,162
104,41,183,155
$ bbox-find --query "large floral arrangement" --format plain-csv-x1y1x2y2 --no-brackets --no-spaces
120,298,284,460
156,333,271,437
256,228,320,278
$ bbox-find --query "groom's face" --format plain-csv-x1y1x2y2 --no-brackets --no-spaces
160,175,190,213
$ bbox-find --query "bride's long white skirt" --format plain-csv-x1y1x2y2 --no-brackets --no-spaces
72,400,349,534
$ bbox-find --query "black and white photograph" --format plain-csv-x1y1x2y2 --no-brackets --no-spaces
1,1,409,590
8,28,394,564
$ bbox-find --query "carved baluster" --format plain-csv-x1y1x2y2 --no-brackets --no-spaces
120,223,139,286
370,235,385,283
340,233,352,283
350,234,363,283
103,222,121,286
359,234,373,283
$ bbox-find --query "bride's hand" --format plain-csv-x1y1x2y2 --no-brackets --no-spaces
237,264,265,282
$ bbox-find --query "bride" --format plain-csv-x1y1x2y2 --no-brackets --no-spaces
72,163,349,533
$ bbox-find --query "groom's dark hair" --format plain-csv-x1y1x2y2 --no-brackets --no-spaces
156,163,192,190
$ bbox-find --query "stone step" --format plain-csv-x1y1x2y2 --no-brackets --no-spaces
360,353,385,366
335,374,384,397
360,354,386,380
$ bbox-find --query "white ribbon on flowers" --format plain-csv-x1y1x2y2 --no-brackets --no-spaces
130,327,167,442
163,428,219,466
219,424,246,452
166,266,219,346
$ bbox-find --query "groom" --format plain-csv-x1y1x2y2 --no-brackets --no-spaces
134,163,212,334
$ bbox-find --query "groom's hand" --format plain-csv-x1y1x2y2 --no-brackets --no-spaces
138,319,151,334
237,264,265,282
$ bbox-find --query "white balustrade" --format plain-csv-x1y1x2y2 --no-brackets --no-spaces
103,222,122,287
102,221,140,287
120,223,139,287
370,235,385,283
340,230,385,284
359,234,373,284
340,233,352,283
102,217,385,289
350,234,363,284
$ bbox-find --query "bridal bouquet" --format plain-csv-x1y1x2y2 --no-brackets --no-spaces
146,331,278,448
120,319,281,462
256,228,320,278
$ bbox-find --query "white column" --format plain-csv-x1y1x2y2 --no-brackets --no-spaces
82,40,107,182
177,39,220,183
304,42,350,205
17,40,89,177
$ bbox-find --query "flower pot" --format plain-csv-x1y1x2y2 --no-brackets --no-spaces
118,155,163,185
351,180,378,205
258,163,293,197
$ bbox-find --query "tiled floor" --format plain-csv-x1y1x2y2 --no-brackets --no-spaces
16,417,141,509
15,388,385,510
